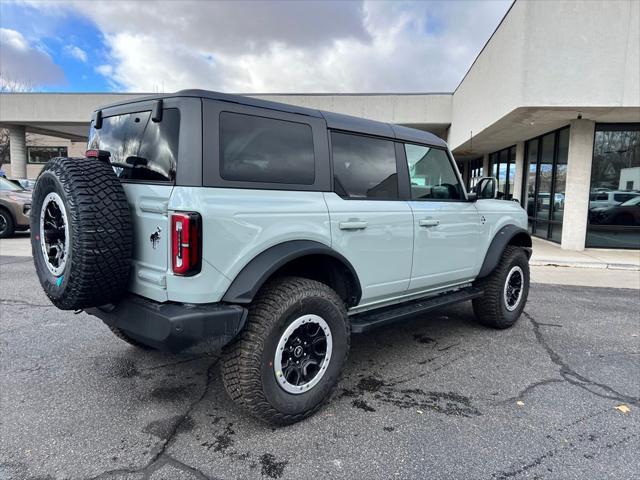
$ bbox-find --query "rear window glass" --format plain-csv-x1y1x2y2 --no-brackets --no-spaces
331,131,398,200
219,112,315,185
88,109,180,182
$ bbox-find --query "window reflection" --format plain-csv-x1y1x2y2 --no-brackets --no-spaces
88,109,180,182
332,132,398,200
523,126,569,243
489,146,516,199
587,125,640,248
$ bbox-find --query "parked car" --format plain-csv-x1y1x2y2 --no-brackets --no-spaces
9,178,37,190
589,190,640,209
0,177,32,238
29,90,532,425
589,195,640,226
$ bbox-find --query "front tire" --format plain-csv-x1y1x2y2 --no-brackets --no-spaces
473,246,530,329
221,277,350,425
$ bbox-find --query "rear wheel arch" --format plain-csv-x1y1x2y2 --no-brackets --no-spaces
477,225,532,279
221,240,362,307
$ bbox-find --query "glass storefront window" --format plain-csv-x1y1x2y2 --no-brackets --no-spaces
586,124,640,249
27,146,68,164
489,145,516,200
523,126,570,243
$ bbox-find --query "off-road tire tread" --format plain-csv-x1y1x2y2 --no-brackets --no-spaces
221,276,350,425
31,157,133,310
472,246,529,329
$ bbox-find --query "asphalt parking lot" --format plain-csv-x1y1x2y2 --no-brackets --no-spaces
1,254,639,480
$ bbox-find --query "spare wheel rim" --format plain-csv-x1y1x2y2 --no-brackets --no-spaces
39,192,70,277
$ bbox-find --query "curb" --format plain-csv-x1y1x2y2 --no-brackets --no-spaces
530,260,640,271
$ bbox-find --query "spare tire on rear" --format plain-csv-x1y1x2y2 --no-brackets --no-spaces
30,157,133,310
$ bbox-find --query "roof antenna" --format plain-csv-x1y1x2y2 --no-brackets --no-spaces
470,130,473,149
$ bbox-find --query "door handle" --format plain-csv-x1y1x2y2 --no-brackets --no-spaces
339,221,368,230
419,219,440,227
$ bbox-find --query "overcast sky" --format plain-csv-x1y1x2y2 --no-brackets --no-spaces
0,0,511,93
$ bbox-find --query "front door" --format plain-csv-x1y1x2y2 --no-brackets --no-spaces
401,143,481,292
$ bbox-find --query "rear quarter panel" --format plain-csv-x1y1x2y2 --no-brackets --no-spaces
167,187,331,303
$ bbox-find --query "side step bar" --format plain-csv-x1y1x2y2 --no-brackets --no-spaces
350,287,483,334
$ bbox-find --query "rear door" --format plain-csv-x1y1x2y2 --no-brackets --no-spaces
87,97,200,302
325,131,413,306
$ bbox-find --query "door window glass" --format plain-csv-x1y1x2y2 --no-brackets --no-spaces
220,112,315,185
405,144,462,200
331,132,398,199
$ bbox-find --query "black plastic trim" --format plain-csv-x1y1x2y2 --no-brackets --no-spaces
351,286,483,334
222,240,362,304
477,225,532,278
86,295,247,352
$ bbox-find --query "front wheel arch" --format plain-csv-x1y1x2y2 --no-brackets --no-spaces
477,225,531,279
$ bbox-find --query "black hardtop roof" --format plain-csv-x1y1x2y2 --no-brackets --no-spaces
98,89,447,148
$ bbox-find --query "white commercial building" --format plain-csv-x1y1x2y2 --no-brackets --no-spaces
1,0,639,250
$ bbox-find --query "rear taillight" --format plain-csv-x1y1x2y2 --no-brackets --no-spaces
85,149,111,162
171,212,202,276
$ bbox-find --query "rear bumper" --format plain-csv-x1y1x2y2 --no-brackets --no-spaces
86,295,247,352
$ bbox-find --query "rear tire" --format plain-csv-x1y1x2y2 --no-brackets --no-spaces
473,246,530,329
0,208,15,238
221,277,350,425
108,326,154,350
30,157,133,310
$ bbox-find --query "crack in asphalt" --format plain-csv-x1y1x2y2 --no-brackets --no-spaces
86,360,220,480
496,378,565,405
1,298,52,308
524,311,639,407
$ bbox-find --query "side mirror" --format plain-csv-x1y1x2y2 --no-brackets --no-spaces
467,192,478,202
477,177,498,199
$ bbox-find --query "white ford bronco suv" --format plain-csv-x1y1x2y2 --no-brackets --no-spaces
30,90,531,425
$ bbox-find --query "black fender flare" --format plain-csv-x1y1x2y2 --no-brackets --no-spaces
477,225,532,279
222,240,362,304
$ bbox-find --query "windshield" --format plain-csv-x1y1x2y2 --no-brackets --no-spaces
0,177,25,192
620,195,640,206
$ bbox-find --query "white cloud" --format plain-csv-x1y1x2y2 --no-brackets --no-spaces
0,28,65,89
23,0,512,93
63,44,88,62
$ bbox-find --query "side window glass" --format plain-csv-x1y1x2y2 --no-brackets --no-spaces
331,132,398,200
220,112,315,185
405,144,462,200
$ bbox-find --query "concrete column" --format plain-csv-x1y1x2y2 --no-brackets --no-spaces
8,125,27,179
513,141,525,203
482,154,490,177
561,119,595,251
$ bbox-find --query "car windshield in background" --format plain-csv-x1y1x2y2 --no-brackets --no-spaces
87,109,180,182
0,177,25,192
620,195,640,206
